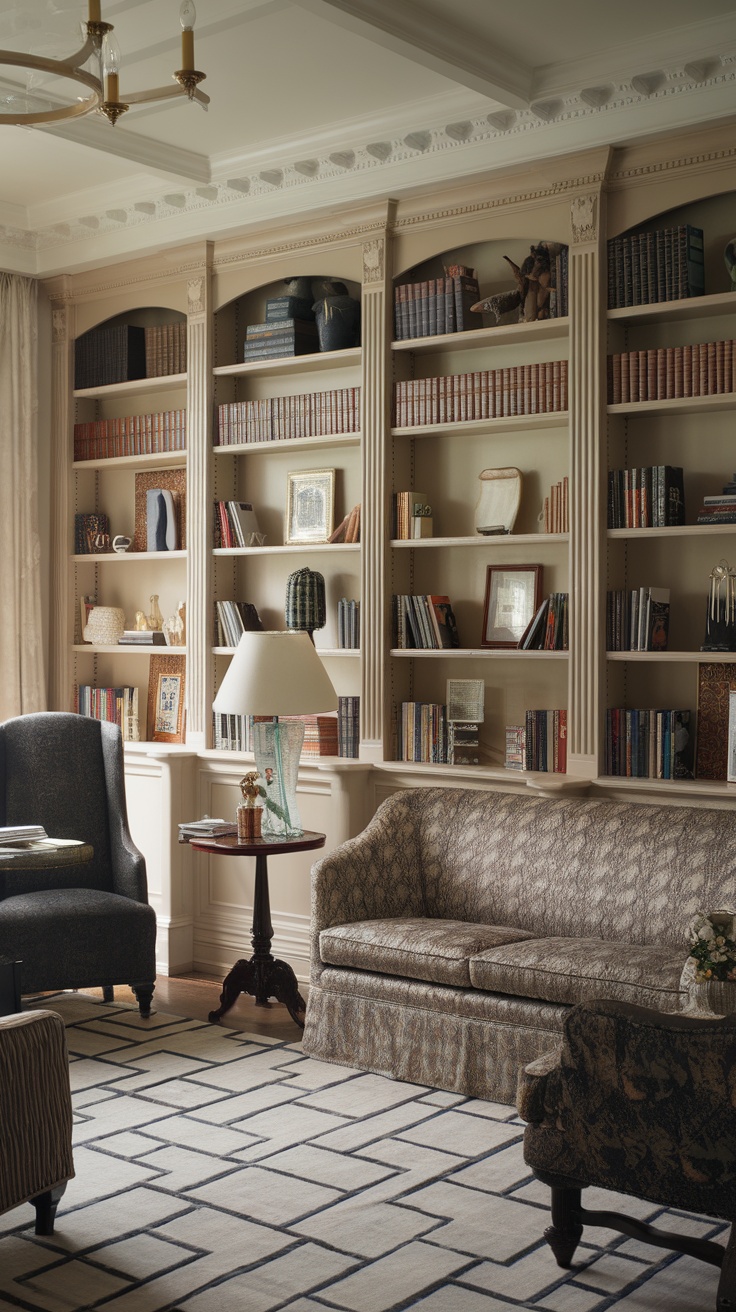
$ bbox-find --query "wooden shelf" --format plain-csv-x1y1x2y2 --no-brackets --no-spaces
73,644,186,655
73,451,186,472
391,533,568,549
73,373,187,399
213,543,359,557
391,413,568,439
214,433,360,455
606,650,732,662
607,290,736,326
390,648,568,659
608,524,736,539
72,550,186,562
608,393,735,418
213,646,359,656
391,318,569,355
213,347,360,379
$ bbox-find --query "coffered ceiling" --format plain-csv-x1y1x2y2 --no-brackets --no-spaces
0,0,735,275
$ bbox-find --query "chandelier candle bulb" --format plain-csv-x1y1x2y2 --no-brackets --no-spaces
180,1,196,72
88,0,101,21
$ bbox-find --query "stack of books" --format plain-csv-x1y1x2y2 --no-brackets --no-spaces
144,322,187,377
393,595,460,650
74,324,146,389
338,695,360,758
118,630,167,646
398,702,447,763
524,709,567,772
607,224,704,308
696,474,736,525
337,598,360,649
213,501,261,549
607,466,685,528
607,587,670,651
265,294,314,323
243,317,318,361
178,818,238,843
519,593,569,651
605,708,694,778
214,600,262,647
217,387,360,444
75,685,139,740
541,476,569,534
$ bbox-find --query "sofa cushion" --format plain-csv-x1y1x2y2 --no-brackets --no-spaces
469,937,685,1010
320,917,535,987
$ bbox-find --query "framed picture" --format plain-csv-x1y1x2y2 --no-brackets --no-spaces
285,469,335,545
481,564,542,649
147,654,186,743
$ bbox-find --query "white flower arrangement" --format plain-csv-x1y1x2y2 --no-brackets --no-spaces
686,909,736,982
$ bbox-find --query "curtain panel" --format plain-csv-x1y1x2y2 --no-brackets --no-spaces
0,274,45,718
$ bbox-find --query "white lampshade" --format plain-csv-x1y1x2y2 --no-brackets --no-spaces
213,630,338,717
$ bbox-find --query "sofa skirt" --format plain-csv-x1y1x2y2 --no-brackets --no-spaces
303,967,569,1104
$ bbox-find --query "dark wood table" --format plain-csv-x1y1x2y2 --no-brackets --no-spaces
189,831,326,1028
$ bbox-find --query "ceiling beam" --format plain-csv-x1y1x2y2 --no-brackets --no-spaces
292,0,531,108
38,115,211,185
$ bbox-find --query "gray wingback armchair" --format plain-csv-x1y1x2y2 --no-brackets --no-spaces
518,999,736,1312
0,712,156,1017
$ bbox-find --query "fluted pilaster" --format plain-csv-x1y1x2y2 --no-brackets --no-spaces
185,249,214,747
48,291,73,711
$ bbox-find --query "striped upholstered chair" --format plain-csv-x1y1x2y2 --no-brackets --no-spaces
0,1009,74,1234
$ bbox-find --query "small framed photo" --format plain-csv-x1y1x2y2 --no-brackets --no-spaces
481,564,542,649
285,469,335,545
147,654,186,743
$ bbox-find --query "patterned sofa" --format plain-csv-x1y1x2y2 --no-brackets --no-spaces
302,787,736,1103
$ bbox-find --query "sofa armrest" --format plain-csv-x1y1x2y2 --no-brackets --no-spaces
310,794,426,980
0,1010,74,1218
516,1045,562,1124
100,721,148,903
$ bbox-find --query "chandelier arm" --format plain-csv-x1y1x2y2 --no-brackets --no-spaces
125,81,209,108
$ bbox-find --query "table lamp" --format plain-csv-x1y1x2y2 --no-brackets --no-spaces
212,630,338,838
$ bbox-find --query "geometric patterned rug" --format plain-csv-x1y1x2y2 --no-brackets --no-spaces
0,994,725,1312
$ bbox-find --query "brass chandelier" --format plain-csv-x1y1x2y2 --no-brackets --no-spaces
0,0,208,127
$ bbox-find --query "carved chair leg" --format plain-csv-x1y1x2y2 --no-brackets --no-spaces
102,985,114,1002
131,982,155,1018
718,1224,736,1312
32,1183,66,1236
546,1184,584,1268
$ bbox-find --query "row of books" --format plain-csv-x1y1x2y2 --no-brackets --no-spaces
608,340,735,404
393,360,568,427
393,594,460,650
329,504,361,543
397,702,448,763
696,473,736,525
337,695,360,758
211,700,360,757
337,598,360,649
606,587,670,652
607,224,704,308
213,501,260,549
75,324,146,390
74,513,110,555
522,708,568,773
520,593,569,651
243,317,319,361
394,491,432,540
605,707,694,778
607,466,685,529
541,476,569,535
212,712,251,752
216,387,360,445
214,600,262,648
393,268,480,340
75,685,139,740
144,322,187,378
73,410,186,462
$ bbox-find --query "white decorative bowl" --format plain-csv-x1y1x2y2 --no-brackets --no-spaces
83,606,125,645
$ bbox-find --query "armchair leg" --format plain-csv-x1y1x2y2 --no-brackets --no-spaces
718,1225,736,1312
546,1184,583,1268
32,1183,67,1236
102,985,114,1002
131,983,155,1018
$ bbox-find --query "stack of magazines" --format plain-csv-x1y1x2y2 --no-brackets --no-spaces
178,818,238,844
0,824,48,845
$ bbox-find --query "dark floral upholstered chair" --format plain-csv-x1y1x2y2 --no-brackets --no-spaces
518,998,736,1312
0,712,156,1017
0,1009,74,1234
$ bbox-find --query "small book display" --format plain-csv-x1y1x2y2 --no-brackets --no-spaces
213,501,262,549
606,587,670,652
605,708,693,779
607,224,704,308
697,473,736,526
524,709,567,773
607,466,684,528
393,595,460,650
398,702,448,763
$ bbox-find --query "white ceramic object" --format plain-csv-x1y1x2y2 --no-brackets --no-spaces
474,467,522,535
112,535,131,553
83,606,125,645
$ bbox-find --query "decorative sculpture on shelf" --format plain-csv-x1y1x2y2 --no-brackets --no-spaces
701,559,736,651
147,594,164,631
133,611,150,631
471,241,564,324
163,600,186,647
285,567,326,643
237,771,263,840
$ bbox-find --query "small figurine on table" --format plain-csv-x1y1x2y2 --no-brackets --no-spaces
237,771,263,840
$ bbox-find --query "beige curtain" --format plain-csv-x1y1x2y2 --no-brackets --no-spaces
0,273,46,718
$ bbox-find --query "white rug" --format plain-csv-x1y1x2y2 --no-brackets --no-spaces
0,994,726,1312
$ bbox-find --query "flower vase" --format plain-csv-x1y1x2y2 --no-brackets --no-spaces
690,979,736,1016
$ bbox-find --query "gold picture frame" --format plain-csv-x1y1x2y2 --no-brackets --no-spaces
147,654,186,743
285,469,335,545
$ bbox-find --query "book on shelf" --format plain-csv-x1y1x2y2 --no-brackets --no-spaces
697,474,736,524
393,594,460,650
217,387,360,445
607,224,704,308
279,713,339,758
143,322,187,378
505,725,526,771
524,709,567,772
606,587,670,652
213,501,261,549
329,504,361,544
337,598,360,649
214,600,263,648
605,707,693,779
75,685,139,740
212,712,251,752
392,267,480,340
519,593,568,650
541,476,569,534
74,409,186,461
338,695,360,758
394,491,430,539
74,324,146,390
243,318,319,361
118,630,167,646
608,339,733,403
607,466,685,528
398,701,447,763
393,360,568,427
74,513,110,554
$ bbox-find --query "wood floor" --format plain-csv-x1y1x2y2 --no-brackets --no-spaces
94,973,302,1040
